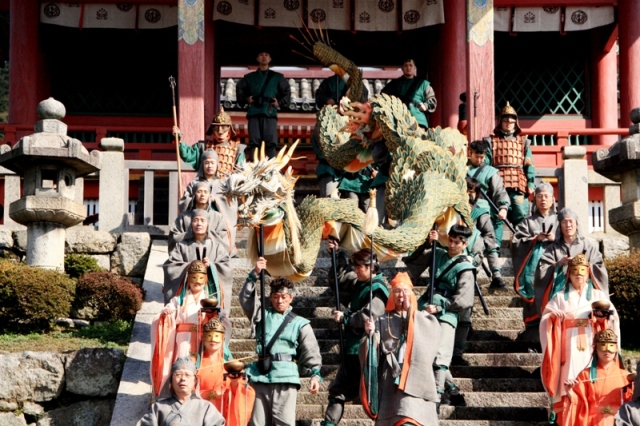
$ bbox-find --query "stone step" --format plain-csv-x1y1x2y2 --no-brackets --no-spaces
293,400,548,420
299,421,548,426
295,376,545,394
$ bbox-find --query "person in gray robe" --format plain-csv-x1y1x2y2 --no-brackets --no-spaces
179,150,239,257
511,181,558,343
163,210,233,316
533,207,608,316
169,181,231,254
138,357,225,426
239,257,322,426
615,361,640,426
362,272,441,426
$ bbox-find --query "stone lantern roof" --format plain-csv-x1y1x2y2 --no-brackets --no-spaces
0,97,101,175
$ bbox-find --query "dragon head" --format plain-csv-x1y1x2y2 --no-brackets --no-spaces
222,141,299,229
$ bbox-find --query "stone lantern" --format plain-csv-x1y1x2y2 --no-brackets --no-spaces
0,98,101,270
593,107,640,248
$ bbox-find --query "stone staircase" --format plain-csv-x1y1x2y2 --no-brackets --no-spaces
229,230,551,426
111,229,551,425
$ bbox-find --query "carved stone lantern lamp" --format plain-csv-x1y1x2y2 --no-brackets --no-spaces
0,98,101,270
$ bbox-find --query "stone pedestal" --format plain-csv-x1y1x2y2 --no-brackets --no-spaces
561,146,589,225
593,107,640,248
98,138,126,233
26,222,66,270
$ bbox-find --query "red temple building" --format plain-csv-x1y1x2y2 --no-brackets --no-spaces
0,0,638,228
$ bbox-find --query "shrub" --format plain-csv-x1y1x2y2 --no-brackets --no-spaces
72,272,144,322
607,248,640,348
0,259,76,332
64,254,103,279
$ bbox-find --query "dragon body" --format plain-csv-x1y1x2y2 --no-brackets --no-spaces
223,41,473,280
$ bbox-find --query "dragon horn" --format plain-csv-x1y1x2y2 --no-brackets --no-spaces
276,145,288,162
278,139,300,169
253,148,259,165
260,142,266,161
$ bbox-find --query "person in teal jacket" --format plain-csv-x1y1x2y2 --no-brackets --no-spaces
404,224,476,410
322,243,389,426
236,51,291,161
239,257,322,426
382,59,437,129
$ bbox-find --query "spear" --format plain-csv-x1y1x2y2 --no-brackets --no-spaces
169,76,183,198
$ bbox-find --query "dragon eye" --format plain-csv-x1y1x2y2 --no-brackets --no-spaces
262,174,271,182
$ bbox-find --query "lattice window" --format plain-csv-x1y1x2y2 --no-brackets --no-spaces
525,134,591,146
496,61,587,116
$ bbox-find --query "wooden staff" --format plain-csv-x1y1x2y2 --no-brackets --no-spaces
169,76,183,198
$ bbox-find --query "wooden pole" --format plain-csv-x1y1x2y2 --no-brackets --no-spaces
169,76,184,198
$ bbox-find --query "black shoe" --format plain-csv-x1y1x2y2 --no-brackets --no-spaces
440,394,451,405
449,393,467,407
451,355,470,366
489,276,507,289
436,402,441,415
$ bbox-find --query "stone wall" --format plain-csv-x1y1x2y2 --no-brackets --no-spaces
0,227,152,280
0,349,124,426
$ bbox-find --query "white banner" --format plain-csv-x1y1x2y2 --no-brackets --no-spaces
41,3,82,27
494,7,511,32
82,4,136,29
40,3,177,29
308,0,351,31
564,6,614,32
354,0,397,32
138,5,178,29
513,7,561,32
258,0,304,28
400,0,444,31
213,0,254,26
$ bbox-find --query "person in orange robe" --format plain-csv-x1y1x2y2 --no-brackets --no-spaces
198,318,229,411
220,361,256,426
564,329,634,426
540,254,620,425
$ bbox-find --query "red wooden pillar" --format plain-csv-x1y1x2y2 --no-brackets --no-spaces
178,0,206,186
440,0,467,129
591,27,618,146
205,0,217,123
9,0,44,126
619,0,640,127
466,1,494,142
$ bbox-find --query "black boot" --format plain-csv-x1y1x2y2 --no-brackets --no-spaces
449,392,467,406
490,276,507,289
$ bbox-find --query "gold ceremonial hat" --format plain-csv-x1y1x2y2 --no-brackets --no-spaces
569,254,589,268
188,260,207,275
203,318,226,334
594,328,618,344
500,101,518,119
210,107,232,126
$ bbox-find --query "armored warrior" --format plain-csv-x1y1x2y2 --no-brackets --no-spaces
483,102,536,241
174,107,246,177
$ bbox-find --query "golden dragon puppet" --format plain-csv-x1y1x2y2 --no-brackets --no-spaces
222,34,473,281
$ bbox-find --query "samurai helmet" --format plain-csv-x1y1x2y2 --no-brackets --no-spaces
497,101,522,135
211,107,232,126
